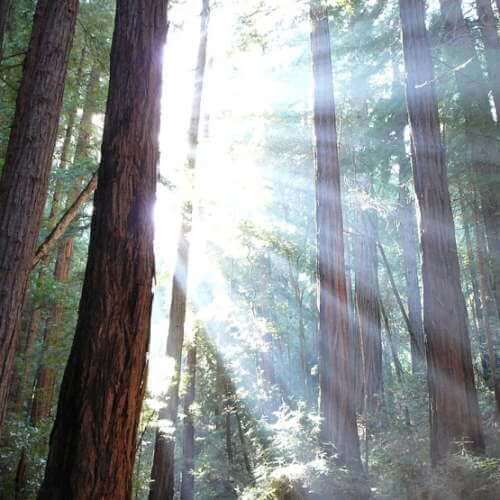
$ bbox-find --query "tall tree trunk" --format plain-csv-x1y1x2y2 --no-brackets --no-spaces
399,0,484,463
0,0,78,436
31,67,100,425
149,2,209,498
476,0,500,114
460,195,488,377
354,206,383,413
0,0,11,61
392,75,426,372
180,339,197,500
473,202,500,419
439,0,500,320
310,0,361,468
37,0,167,497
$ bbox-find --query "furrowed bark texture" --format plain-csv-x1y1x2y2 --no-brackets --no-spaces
37,0,167,498
355,208,383,412
180,340,197,500
310,0,361,467
399,0,484,464
439,0,500,321
149,1,209,498
0,0,78,435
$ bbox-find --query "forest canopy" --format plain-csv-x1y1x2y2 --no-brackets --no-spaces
0,0,499,498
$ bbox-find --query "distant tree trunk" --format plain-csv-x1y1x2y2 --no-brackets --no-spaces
476,0,500,114
13,305,40,414
149,2,209,498
236,411,253,476
180,339,197,500
439,0,500,320
224,379,233,465
29,242,72,425
354,205,383,413
310,0,361,468
460,195,488,376
0,0,79,436
399,0,484,463
473,203,500,419
392,72,426,372
31,67,100,425
0,0,11,61
37,0,167,498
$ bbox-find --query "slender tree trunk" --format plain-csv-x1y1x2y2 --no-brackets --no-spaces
399,0,484,463
0,0,79,436
355,206,383,413
393,86,426,372
439,0,500,320
0,0,11,61
476,0,500,114
224,379,233,465
473,203,500,419
180,339,197,500
149,2,209,498
32,172,98,269
31,67,100,425
236,411,253,476
310,0,361,468
37,1,167,497
13,305,40,414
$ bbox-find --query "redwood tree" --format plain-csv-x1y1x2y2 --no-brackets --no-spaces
399,0,484,464
149,1,209,498
0,0,78,435
354,202,383,413
310,0,361,467
37,0,168,497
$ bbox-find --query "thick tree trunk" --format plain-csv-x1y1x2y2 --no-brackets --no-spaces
0,0,11,61
0,0,78,436
310,0,361,468
354,207,383,413
180,340,197,500
149,2,209,498
37,1,167,498
399,0,484,463
476,0,500,114
439,0,500,321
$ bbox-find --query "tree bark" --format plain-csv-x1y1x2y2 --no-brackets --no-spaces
180,340,197,500
0,0,11,61
439,0,500,321
354,206,383,413
149,2,209,498
310,0,361,468
476,0,500,114
399,0,484,463
0,0,78,436
37,0,167,497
